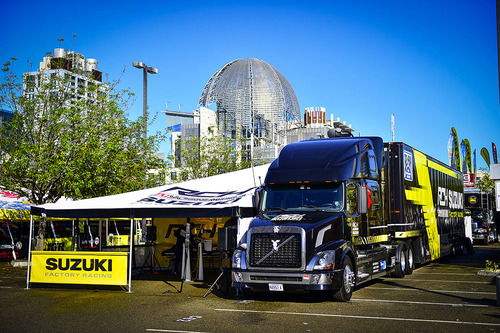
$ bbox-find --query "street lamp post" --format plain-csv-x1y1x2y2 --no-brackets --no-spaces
132,61,158,139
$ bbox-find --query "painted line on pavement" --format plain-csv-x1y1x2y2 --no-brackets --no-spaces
214,308,500,327
352,298,489,307
412,272,476,276
146,328,210,333
383,278,489,284
424,267,480,271
0,286,13,289
365,287,495,295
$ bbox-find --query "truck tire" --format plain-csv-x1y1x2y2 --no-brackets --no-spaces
404,242,414,275
333,256,354,302
416,238,426,264
392,244,407,278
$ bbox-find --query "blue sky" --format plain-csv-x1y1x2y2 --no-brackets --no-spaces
2,0,499,169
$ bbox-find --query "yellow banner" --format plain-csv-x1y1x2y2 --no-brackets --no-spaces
30,251,128,286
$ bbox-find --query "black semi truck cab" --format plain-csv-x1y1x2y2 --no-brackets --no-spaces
232,136,469,301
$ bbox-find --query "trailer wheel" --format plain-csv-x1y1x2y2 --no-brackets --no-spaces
417,238,426,263
392,244,406,278
404,243,414,275
333,256,354,302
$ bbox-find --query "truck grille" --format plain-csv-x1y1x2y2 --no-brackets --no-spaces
249,233,301,268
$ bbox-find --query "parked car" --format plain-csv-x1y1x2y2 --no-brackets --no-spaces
469,208,497,244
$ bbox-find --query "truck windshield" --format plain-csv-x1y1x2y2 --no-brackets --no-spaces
261,183,343,213
471,210,485,220
470,209,489,225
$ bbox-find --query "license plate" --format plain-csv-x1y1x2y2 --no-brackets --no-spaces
268,283,284,291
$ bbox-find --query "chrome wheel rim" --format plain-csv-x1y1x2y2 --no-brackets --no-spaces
400,249,406,272
344,264,354,293
407,247,413,269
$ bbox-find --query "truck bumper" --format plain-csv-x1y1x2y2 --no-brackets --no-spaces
473,233,486,241
232,269,343,291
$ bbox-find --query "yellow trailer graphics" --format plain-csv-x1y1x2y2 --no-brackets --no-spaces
391,143,464,261
404,150,441,260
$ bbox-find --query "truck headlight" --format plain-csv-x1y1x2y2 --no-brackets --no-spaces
313,251,335,270
232,250,243,269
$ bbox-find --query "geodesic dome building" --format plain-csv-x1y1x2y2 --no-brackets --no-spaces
198,58,300,141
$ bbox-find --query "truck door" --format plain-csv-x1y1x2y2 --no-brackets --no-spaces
346,182,362,240
366,180,384,237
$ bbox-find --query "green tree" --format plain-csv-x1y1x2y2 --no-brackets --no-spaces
172,134,252,182
0,59,166,205
476,170,494,193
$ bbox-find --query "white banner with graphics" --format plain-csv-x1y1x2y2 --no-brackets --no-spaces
138,187,255,208
34,164,270,214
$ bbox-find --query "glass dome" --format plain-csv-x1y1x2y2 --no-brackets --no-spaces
198,58,300,138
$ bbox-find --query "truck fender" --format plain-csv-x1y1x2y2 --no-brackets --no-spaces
310,241,355,274
331,244,356,290
337,245,356,275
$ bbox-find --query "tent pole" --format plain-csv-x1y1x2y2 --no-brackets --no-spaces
98,219,102,251
181,242,186,280
127,217,134,293
71,220,75,251
184,220,192,282
76,219,80,251
25,215,34,290
105,219,109,246
197,241,204,281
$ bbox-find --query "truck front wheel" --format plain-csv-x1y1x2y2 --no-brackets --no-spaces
333,256,354,302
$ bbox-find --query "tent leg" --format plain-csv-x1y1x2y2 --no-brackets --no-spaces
181,243,186,280
71,220,75,251
203,270,224,298
25,215,34,290
98,219,102,251
197,242,204,281
185,244,192,282
127,218,134,293
105,219,109,246
6,222,17,260
184,222,192,282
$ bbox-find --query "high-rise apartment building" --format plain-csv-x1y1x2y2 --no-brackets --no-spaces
24,48,105,102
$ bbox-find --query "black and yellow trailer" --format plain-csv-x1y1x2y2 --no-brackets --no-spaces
385,142,469,277
232,136,471,301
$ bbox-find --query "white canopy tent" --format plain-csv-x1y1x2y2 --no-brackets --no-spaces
31,164,270,218
27,164,270,291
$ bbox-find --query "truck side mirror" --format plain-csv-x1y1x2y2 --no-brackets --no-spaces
357,185,368,214
253,187,263,212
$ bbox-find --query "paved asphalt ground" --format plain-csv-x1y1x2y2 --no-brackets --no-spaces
1,245,500,333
